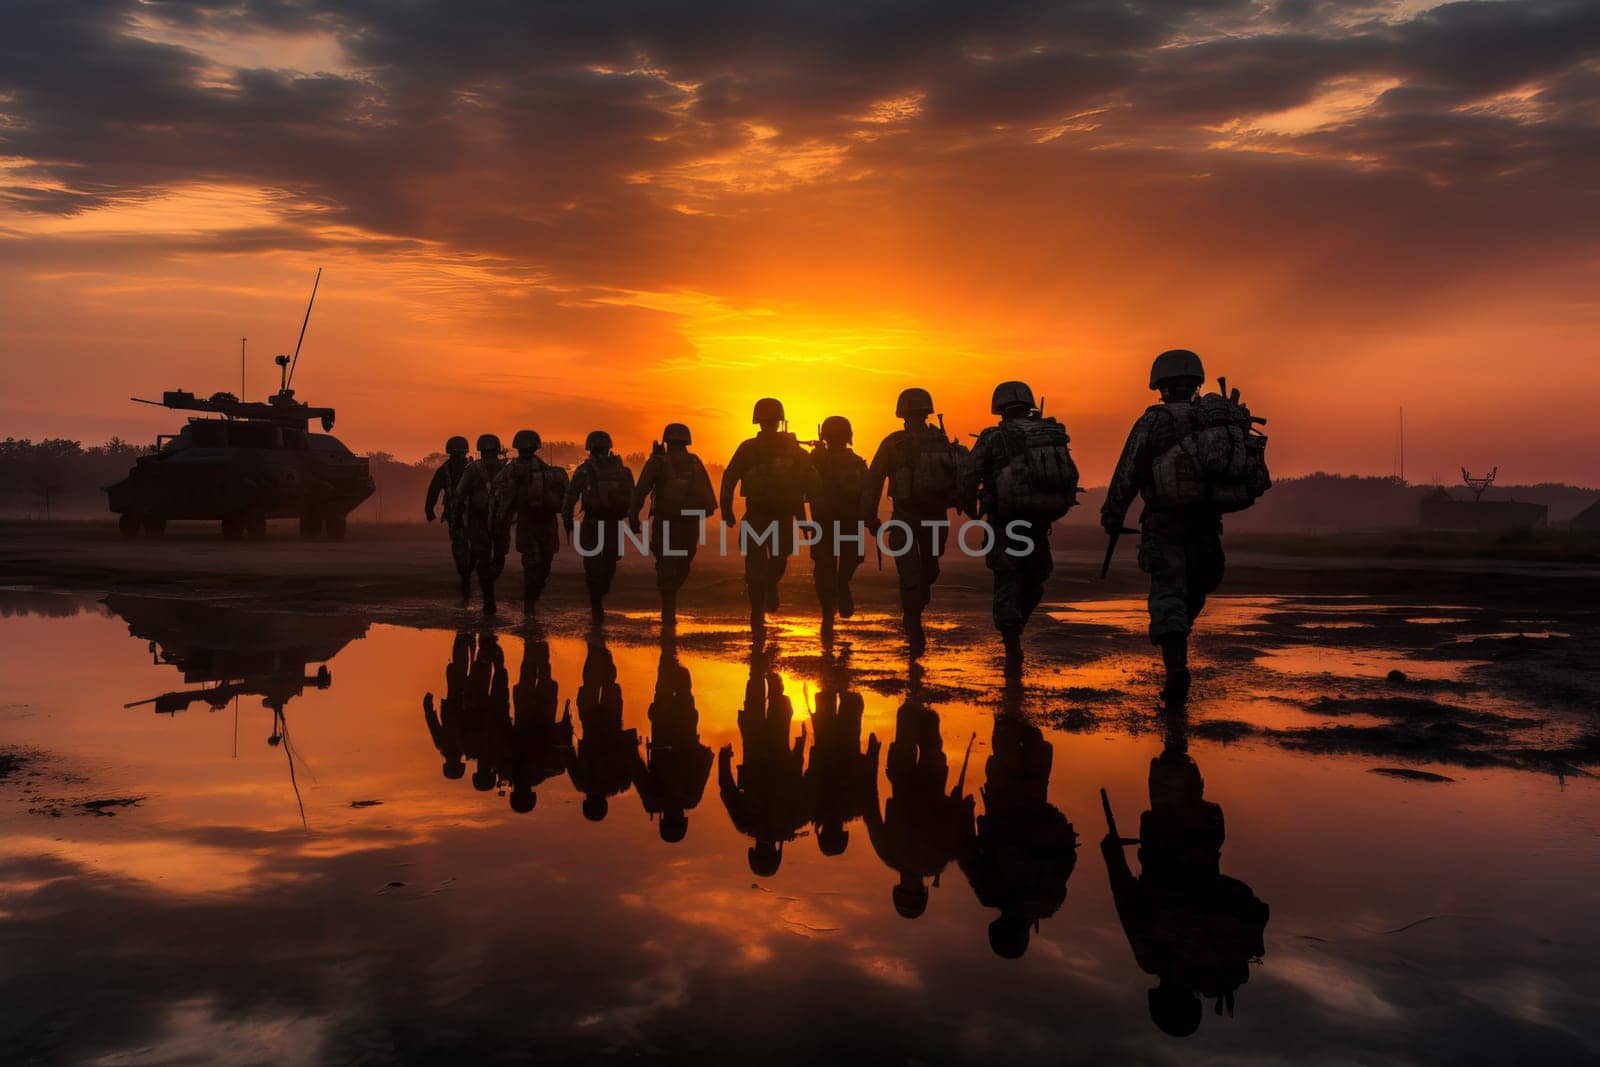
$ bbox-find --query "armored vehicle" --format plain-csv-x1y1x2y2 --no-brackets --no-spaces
105,272,374,539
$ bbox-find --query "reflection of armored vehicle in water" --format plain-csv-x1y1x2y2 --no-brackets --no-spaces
104,271,374,540
110,594,368,715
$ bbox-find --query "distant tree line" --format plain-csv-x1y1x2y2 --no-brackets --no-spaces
0,436,1587,527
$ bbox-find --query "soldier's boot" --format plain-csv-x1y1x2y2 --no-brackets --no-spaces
837,580,854,619
905,609,926,659
1160,634,1191,705
1002,628,1023,678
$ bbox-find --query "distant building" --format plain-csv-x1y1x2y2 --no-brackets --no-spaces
1418,489,1547,532
1570,499,1600,532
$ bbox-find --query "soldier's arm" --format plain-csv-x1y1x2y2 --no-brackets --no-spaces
424,465,448,520
561,464,584,525
719,443,747,523
859,440,891,526
447,466,474,525
630,455,658,523
1101,417,1151,531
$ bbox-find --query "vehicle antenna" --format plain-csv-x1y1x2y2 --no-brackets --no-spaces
286,268,322,390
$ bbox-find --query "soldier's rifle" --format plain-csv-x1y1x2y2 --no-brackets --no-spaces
1100,525,1139,580
1100,787,1139,846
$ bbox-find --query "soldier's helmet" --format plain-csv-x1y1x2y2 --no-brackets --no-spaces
660,812,689,843
817,825,849,856
990,380,1036,415
512,429,541,453
892,881,929,919
582,794,609,821
476,433,502,454
509,787,536,814
988,914,1031,959
1150,349,1206,389
819,415,853,445
751,397,785,424
748,841,783,877
445,435,470,455
1148,983,1204,1038
895,387,935,417
662,422,692,445
585,430,613,451
442,758,465,780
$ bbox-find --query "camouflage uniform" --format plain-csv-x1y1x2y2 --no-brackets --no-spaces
450,457,508,608
720,431,818,614
631,446,717,596
562,455,636,602
505,637,573,813
862,426,952,623
1102,401,1225,644
969,415,1057,636
635,649,715,842
564,640,645,821
425,455,471,588
490,455,563,605
718,666,810,876
808,444,869,620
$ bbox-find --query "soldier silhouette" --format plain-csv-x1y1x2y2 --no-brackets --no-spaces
864,664,975,918
564,636,644,821
422,631,474,780
861,388,966,657
634,637,715,842
806,416,870,642
958,687,1078,959
720,398,818,638
505,631,573,814
631,423,718,631
804,644,880,857
490,430,569,613
1100,712,1270,1037
449,434,510,615
562,431,639,628
718,655,810,877
424,436,473,600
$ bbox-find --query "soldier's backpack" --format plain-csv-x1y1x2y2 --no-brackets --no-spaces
1147,384,1271,514
895,428,969,514
582,455,633,518
812,449,868,521
991,417,1079,521
741,433,808,516
653,449,715,517
529,461,570,515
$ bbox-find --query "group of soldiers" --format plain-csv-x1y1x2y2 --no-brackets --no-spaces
423,632,1268,1036
426,349,1236,702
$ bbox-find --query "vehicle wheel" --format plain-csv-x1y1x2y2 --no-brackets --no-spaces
142,516,166,537
118,513,140,537
299,513,323,540
323,512,348,541
245,512,268,539
221,515,244,540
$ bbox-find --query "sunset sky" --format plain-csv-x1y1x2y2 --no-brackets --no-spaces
2,0,1597,484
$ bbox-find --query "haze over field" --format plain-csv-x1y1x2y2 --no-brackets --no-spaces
2,1,1597,482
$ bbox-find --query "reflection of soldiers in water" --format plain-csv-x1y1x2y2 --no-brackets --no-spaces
865,670,975,919
505,634,573,814
459,632,511,793
804,647,880,857
423,632,475,781
719,660,810,877
958,700,1078,959
635,641,715,842
565,639,644,822
1101,718,1269,1038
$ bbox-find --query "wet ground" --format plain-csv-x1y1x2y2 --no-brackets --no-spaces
2,566,1597,1064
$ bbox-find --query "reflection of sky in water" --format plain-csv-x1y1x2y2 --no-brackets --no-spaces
0,593,1595,1064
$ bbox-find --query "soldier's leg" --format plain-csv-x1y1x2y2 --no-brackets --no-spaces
1185,523,1226,625
765,520,793,611
921,520,944,608
812,540,837,615
837,536,863,618
1140,522,1192,700
451,526,473,599
470,525,497,614
741,522,766,614
1021,521,1054,625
